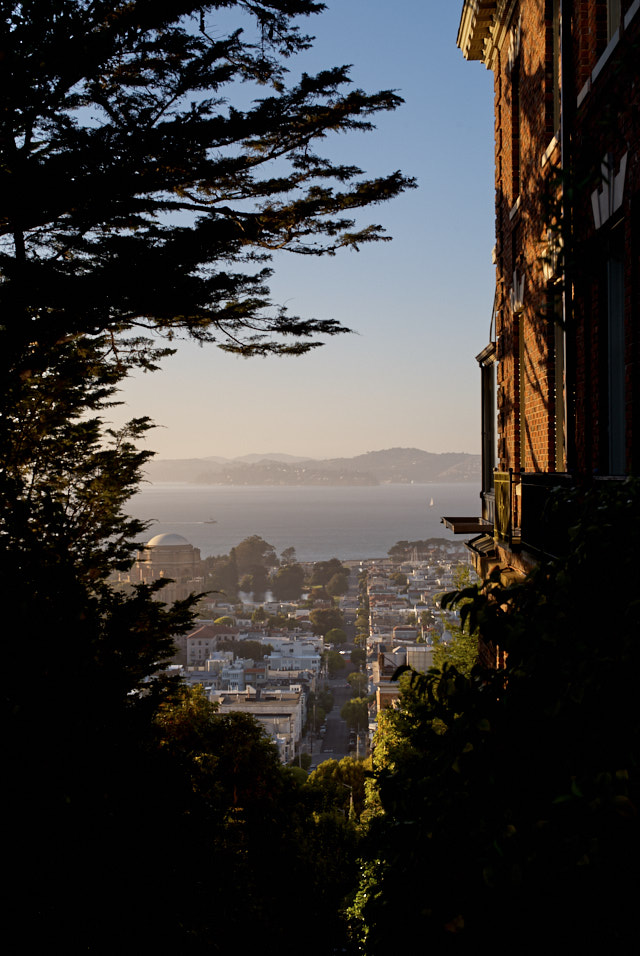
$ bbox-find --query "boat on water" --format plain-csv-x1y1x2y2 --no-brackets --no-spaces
203,517,217,524
429,497,434,507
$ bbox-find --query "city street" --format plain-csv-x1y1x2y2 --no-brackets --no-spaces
307,672,366,769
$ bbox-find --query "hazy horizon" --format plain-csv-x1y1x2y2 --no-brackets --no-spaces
151,445,480,462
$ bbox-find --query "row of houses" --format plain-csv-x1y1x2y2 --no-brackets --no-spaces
360,547,471,716
168,621,324,762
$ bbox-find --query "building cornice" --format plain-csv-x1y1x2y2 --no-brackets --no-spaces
457,1,498,63
457,0,518,67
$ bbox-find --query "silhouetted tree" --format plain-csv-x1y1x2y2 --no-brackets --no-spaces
1,3,412,948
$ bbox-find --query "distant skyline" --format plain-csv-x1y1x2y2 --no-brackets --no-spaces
108,1,495,461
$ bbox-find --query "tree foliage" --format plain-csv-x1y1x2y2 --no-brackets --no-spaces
205,552,240,598
350,479,640,954
307,755,368,820
341,696,369,734
310,605,345,636
232,534,279,573
325,625,348,645
1,4,412,949
432,568,478,676
311,557,350,586
217,638,273,660
271,560,306,600
346,670,368,697
325,648,346,677
326,569,350,596
1,0,413,367
280,545,297,564
152,685,355,951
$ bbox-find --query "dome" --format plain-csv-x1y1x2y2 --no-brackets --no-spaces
146,532,191,548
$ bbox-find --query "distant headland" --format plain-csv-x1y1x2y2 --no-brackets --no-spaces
143,447,480,486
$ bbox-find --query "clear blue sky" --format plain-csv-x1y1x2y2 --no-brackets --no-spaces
111,0,495,461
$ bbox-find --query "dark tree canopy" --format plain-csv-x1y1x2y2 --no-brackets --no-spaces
1,0,414,369
311,557,349,586
232,534,279,573
271,560,305,600
325,625,348,646
310,605,345,637
0,4,412,950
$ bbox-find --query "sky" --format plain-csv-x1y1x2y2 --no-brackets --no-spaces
109,0,496,462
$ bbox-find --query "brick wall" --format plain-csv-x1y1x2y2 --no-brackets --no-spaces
493,1,561,475
490,0,639,480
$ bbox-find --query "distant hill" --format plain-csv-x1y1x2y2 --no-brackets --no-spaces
318,448,479,483
233,452,310,464
144,447,480,485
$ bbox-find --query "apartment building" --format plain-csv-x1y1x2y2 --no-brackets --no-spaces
446,0,639,576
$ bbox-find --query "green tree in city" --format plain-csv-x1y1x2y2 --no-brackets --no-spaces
233,536,279,575
311,558,350,586
308,687,334,731
431,562,479,675
310,606,345,637
205,552,240,599
271,561,306,601
217,639,273,660
154,685,346,950
325,649,347,677
326,570,350,596
347,671,368,697
390,571,408,588
307,756,368,820
325,626,348,646
340,697,369,735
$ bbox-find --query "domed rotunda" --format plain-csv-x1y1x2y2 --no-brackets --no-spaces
136,532,203,601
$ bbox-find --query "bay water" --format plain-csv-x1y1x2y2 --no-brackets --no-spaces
129,482,479,561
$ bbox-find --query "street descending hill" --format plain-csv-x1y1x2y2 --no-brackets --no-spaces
144,447,480,485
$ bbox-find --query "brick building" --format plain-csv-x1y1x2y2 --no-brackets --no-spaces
446,0,639,578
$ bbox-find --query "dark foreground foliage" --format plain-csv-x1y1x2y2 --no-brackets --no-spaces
1,3,411,951
350,478,640,954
